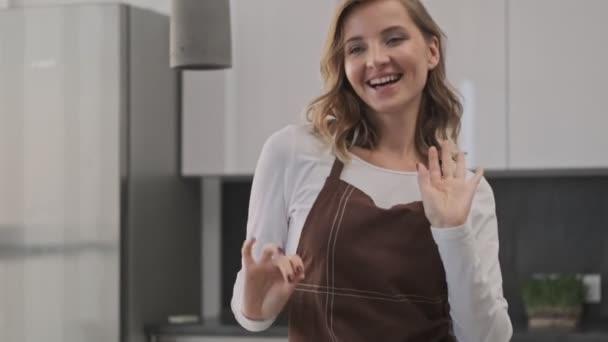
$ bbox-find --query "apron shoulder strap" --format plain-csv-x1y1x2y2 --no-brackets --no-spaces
328,157,344,181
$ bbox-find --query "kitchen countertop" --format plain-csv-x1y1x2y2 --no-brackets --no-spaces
146,315,608,341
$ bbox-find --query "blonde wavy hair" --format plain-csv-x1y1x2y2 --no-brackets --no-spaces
307,0,462,162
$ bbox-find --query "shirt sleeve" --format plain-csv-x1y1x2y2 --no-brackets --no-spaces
430,177,513,342
231,126,295,332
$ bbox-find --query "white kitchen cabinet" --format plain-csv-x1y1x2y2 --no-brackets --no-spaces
182,0,337,175
507,0,608,169
424,0,508,170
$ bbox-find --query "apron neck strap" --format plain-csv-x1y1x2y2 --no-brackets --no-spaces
328,157,344,181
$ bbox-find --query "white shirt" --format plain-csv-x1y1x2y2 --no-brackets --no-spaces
231,124,513,342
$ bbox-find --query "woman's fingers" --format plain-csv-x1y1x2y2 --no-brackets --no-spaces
274,254,305,284
274,256,296,283
243,240,305,283
469,167,484,190
416,161,431,192
289,255,305,280
241,238,255,267
440,140,455,179
454,151,466,179
428,146,442,185
260,243,281,263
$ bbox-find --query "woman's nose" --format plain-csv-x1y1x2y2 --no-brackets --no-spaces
365,44,390,68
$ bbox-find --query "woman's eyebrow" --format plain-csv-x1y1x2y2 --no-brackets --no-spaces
345,25,407,44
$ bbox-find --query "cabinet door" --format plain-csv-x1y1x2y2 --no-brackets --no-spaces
228,0,336,174
508,0,608,169
182,70,228,175
424,0,508,170
182,0,337,175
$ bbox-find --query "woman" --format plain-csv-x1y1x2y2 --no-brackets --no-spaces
231,0,513,341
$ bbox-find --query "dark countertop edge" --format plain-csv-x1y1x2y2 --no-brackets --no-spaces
146,321,608,338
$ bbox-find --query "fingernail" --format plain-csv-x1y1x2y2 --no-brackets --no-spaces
297,266,303,273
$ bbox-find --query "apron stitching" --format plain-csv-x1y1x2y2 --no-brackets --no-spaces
294,288,445,303
329,186,356,341
324,184,352,342
296,284,445,301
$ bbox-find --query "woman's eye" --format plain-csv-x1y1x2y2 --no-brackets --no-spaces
386,37,404,45
348,46,364,55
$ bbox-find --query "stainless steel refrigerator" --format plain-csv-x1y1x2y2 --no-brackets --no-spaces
0,4,201,342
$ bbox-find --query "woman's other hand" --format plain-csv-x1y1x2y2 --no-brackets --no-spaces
416,140,484,228
240,238,305,320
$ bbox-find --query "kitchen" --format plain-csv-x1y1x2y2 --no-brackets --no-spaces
1,0,607,341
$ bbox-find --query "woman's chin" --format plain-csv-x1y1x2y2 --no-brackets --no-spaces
366,94,420,116
368,102,408,116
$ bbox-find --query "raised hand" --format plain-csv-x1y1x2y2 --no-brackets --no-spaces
240,238,305,320
416,140,484,228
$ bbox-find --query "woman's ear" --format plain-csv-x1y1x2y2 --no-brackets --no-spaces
427,36,440,70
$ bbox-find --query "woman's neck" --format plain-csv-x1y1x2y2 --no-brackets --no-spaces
351,106,424,172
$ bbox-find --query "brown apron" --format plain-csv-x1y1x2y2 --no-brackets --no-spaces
288,158,455,342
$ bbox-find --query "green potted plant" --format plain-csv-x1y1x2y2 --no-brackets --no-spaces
522,274,586,330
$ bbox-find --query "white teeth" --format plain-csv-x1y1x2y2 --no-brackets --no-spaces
369,74,400,86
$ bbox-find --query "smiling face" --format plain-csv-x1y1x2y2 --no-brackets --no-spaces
342,0,440,117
